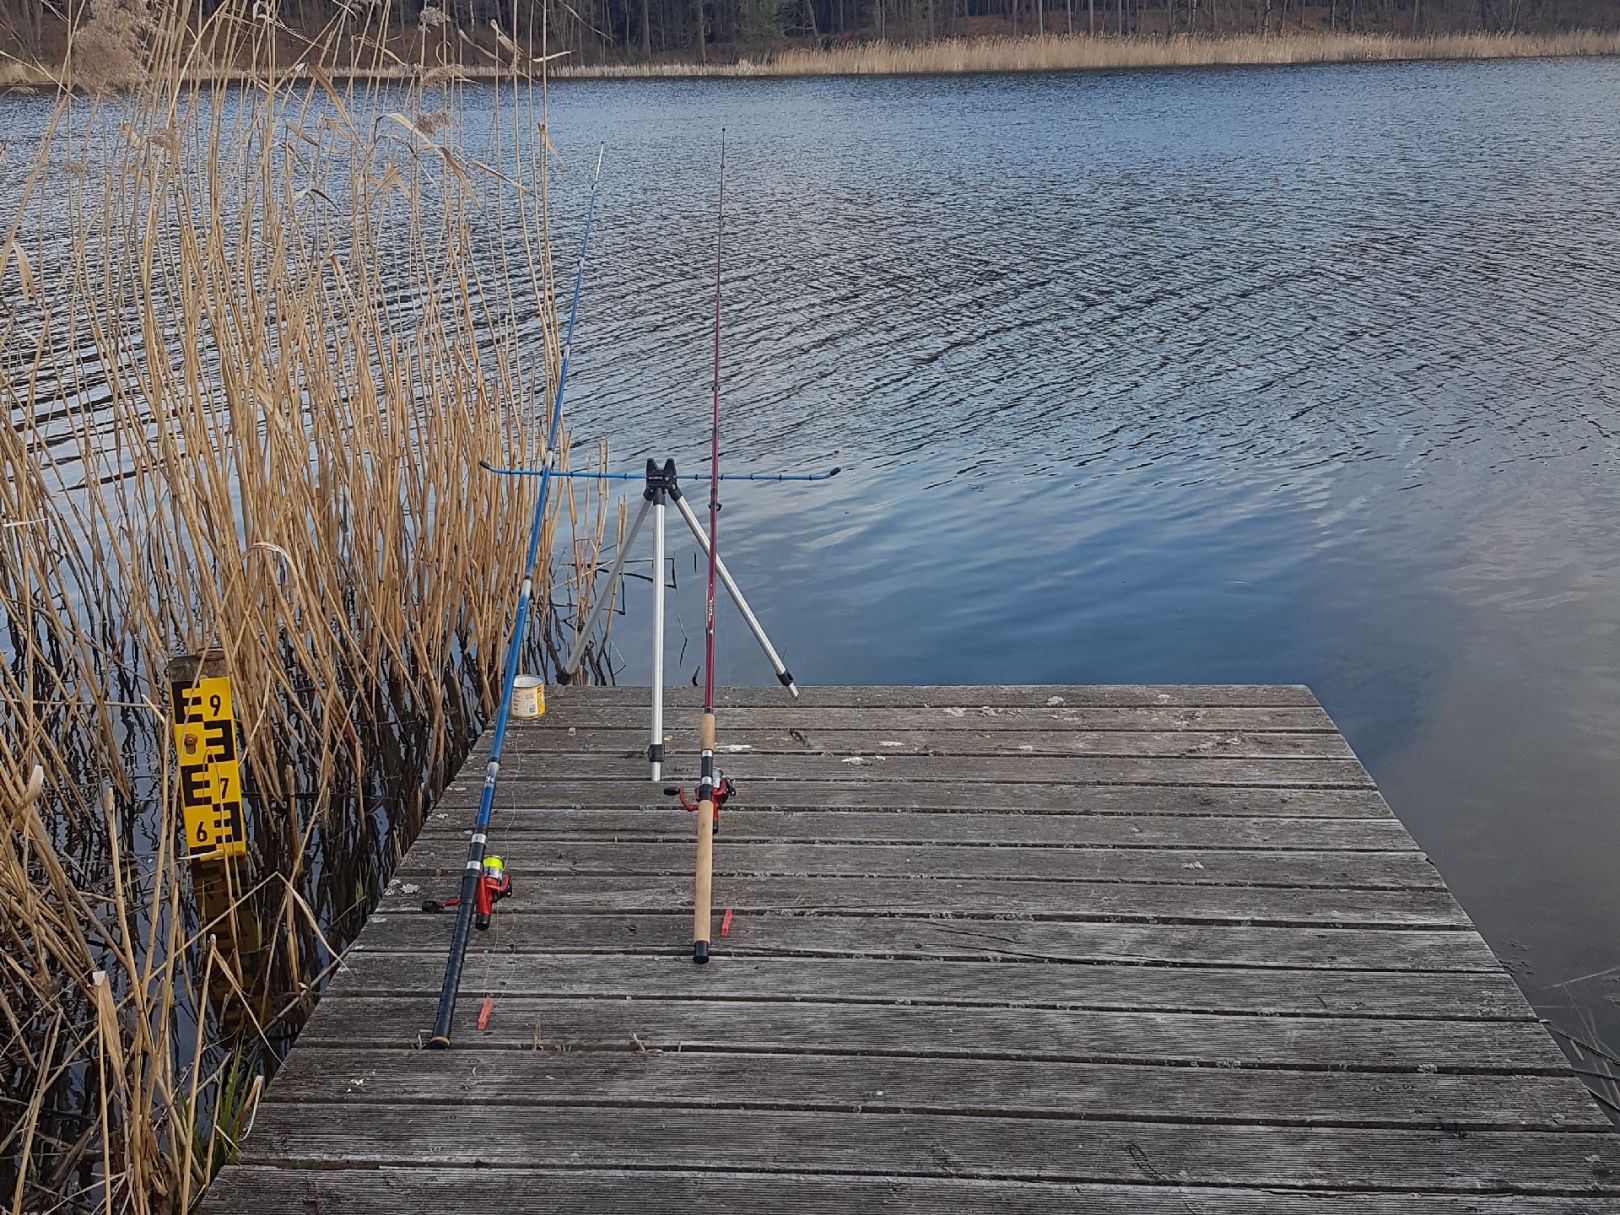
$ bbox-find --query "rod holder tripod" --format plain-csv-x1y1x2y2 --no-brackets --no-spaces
558,457,799,781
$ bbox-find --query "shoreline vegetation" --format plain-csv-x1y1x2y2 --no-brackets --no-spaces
559,28,1620,76
3,29,1619,88
3,4,621,1210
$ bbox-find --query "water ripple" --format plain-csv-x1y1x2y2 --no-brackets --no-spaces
5,58,1620,1058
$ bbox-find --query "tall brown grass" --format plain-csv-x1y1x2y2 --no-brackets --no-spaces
556,28,1620,76
0,60,51,88
8,28,1617,89
1,3,610,1209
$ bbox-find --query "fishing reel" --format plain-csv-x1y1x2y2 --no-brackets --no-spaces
664,774,735,832
421,854,513,930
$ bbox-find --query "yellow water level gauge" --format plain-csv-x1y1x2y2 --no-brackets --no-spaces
169,673,246,858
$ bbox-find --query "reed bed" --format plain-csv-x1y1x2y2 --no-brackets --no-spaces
9,28,1617,90
556,28,1620,76
1,4,613,1208
0,60,49,87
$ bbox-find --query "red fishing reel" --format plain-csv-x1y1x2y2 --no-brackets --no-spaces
664,775,735,832
421,855,513,930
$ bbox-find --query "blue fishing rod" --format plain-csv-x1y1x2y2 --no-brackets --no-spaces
427,143,605,1050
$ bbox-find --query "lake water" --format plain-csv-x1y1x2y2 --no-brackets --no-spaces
4,54,1617,1087
527,59,1620,1055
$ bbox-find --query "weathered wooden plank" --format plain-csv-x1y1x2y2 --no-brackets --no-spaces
420,808,1415,851
427,812,1420,855
204,1168,1620,1215
547,684,1322,708
397,839,1442,889
298,994,1567,1071
355,914,1504,971
496,752,1376,787
419,809,1416,850
520,704,1340,732
432,780,1395,816
235,1106,1620,1192
260,1048,1608,1130
378,875,1470,926
324,957,1534,1020
502,727,1355,759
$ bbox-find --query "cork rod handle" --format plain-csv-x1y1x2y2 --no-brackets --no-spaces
693,712,716,963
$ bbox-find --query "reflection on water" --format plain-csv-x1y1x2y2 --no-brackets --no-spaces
533,60,1620,1050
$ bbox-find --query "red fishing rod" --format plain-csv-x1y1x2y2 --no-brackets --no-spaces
692,131,726,964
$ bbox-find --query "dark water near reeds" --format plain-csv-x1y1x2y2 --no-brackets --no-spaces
527,58,1620,1055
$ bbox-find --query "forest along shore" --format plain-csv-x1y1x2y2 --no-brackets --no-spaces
3,30,1619,89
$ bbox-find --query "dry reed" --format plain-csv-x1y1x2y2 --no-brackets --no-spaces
1,3,610,1209
9,28,1618,89
555,28,1620,76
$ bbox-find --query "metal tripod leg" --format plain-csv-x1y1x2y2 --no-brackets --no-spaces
649,486,667,782
671,493,799,698
561,494,652,680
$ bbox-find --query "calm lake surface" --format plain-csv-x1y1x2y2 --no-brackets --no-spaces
531,59,1620,1050
4,56,1617,1062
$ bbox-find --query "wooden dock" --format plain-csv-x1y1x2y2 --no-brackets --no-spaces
208,685,1620,1212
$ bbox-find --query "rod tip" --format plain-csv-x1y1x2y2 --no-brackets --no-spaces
426,1035,451,1050
693,941,710,964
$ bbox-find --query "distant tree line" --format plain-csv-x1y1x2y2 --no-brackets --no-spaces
1,0,1613,69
